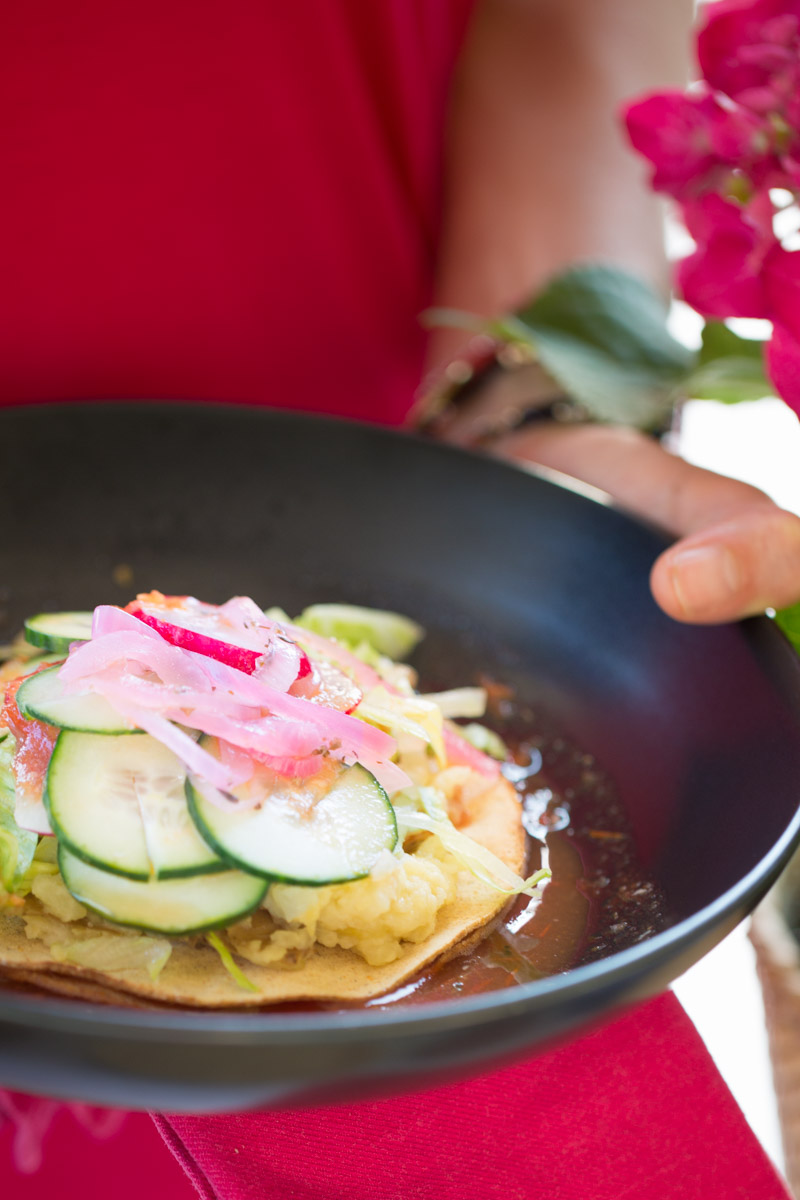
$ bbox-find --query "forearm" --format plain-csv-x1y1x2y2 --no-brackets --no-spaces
431,0,694,365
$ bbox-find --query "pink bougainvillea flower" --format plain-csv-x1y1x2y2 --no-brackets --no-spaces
677,193,773,317
765,321,800,415
623,88,770,198
756,245,800,413
698,0,800,104
763,242,800,335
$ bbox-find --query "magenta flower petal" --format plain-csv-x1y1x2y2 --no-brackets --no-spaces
623,89,771,199
764,245,800,338
677,194,772,318
698,0,800,103
623,91,718,196
766,322,800,416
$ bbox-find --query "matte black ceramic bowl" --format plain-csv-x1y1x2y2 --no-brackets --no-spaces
0,402,799,1112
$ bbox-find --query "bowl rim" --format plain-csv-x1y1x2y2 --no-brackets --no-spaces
1,403,799,1042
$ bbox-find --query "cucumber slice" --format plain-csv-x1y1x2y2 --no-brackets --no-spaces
16,666,141,734
58,844,267,935
295,604,423,660
20,653,67,671
187,742,398,885
24,611,93,653
46,731,226,880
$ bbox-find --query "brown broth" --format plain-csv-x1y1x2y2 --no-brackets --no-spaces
326,692,667,1012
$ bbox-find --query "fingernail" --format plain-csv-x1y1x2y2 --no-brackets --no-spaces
668,545,742,617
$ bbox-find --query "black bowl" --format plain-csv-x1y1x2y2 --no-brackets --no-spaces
0,402,799,1112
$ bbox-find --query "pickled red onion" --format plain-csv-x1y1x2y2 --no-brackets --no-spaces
60,631,210,691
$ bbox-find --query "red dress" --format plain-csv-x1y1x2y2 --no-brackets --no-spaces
0,0,473,422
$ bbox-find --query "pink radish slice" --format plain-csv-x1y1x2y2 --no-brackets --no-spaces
128,606,263,674
126,595,310,685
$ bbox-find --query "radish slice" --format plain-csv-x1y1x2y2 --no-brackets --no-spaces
126,594,307,685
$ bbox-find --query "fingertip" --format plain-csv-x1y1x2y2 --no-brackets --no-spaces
651,508,800,625
650,544,745,624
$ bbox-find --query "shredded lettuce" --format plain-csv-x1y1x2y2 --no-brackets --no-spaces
206,930,259,992
0,734,37,891
357,686,446,766
49,933,172,981
395,788,550,900
455,722,509,761
421,688,487,719
30,872,87,921
22,913,172,981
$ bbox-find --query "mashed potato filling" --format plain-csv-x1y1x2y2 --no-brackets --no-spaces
236,837,461,968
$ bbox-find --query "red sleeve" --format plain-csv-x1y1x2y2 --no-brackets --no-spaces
0,0,473,424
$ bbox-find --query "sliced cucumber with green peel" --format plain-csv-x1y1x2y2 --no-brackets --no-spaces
20,653,67,671
295,604,423,660
58,844,267,935
16,666,141,734
24,611,93,653
46,731,225,880
187,740,398,885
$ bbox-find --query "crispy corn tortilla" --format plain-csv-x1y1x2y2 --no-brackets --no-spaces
0,774,526,1008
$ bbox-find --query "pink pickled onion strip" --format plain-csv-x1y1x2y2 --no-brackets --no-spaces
102,702,250,791
168,709,322,759
218,738,256,784
188,773,264,813
253,637,305,692
358,756,413,795
91,605,164,641
254,753,328,778
60,631,210,691
442,725,499,778
193,655,396,760
83,670,257,720
278,620,383,691
218,596,273,640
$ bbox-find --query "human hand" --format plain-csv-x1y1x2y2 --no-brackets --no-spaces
485,422,800,625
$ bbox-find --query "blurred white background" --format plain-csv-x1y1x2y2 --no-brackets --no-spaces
670,332,800,1175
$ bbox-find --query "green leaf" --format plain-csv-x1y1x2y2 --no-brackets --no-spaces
686,322,772,403
698,321,767,366
517,266,695,429
776,603,800,655
686,357,773,403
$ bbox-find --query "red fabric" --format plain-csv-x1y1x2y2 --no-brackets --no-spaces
152,993,790,1200
0,1105,192,1199
0,0,472,423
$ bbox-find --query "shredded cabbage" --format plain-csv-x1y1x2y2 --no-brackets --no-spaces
421,688,488,719
206,930,259,992
395,787,549,900
30,872,87,922
357,686,446,766
49,933,171,981
23,913,172,981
